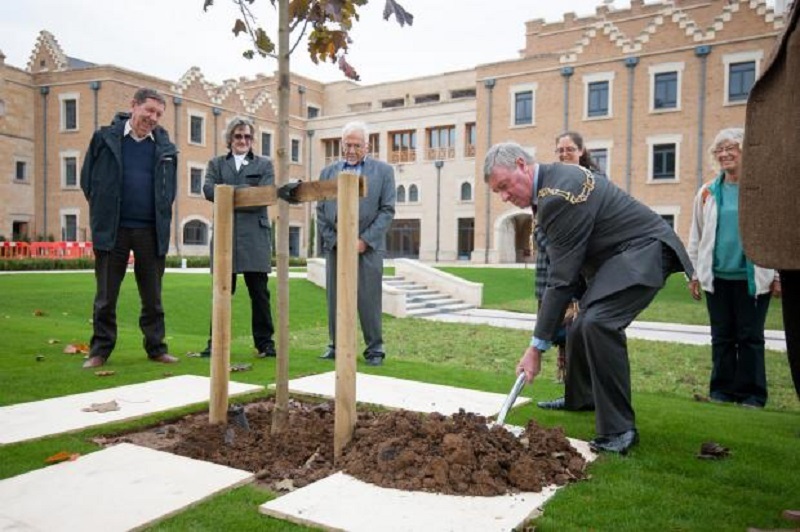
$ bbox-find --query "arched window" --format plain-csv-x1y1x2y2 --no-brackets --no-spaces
396,185,406,203
460,182,472,201
409,184,419,202
183,220,209,245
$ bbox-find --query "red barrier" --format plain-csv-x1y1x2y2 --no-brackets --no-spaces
1,241,93,260
0,241,31,259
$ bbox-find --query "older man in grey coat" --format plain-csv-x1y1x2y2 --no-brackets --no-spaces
317,121,396,366
485,141,693,455
200,117,276,358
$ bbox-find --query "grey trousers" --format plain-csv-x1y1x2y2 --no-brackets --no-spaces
324,248,384,355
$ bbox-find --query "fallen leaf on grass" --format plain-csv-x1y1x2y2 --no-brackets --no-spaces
693,393,710,402
45,451,80,464
94,370,116,377
47,339,60,344
162,372,174,377
63,343,90,354
33,309,46,317
697,441,730,460
82,400,119,413
35,354,45,362
231,363,253,372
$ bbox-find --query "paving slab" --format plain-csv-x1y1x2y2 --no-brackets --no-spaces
278,372,529,416
0,375,263,445
260,438,594,531
0,443,252,531
424,308,787,351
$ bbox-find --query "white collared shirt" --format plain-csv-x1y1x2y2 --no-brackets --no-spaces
233,153,248,172
124,120,155,143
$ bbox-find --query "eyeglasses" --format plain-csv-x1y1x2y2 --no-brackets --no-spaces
713,144,739,155
555,146,578,154
343,142,365,151
233,133,253,141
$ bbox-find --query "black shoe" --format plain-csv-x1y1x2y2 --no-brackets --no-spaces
589,429,639,455
537,397,566,410
319,348,335,360
364,352,385,367
256,345,276,358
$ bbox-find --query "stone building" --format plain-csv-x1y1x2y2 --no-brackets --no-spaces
0,0,787,262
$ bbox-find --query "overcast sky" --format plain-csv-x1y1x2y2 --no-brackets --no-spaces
0,0,777,87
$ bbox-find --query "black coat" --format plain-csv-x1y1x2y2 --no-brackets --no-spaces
80,113,178,256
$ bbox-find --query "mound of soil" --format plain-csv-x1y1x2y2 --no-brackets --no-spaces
98,398,587,496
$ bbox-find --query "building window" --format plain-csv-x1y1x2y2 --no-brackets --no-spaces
12,221,30,241
15,161,28,182
654,72,677,110
426,126,455,160
723,51,762,105
61,152,79,188
414,93,440,104
728,61,755,102
291,138,301,163
514,91,533,126
289,226,300,257
189,167,203,196
460,182,472,202
587,82,609,117
189,114,204,145
592,148,608,175
652,206,680,233
59,94,79,131
369,133,380,159
465,123,477,158
451,88,476,99
261,131,272,157
397,185,406,203
183,220,208,245
381,98,405,109
408,184,419,202
61,212,78,242
323,138,341,166
652,144,676,180
307,106,320,119
583,72,614,119
389,129,416,164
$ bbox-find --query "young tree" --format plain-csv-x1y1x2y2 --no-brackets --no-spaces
203,0,413,434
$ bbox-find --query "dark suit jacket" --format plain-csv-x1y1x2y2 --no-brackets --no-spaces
316,158,396,253
203,151,274,273
741,2,799,269
533,163,693,341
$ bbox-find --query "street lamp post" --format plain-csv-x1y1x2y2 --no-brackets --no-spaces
434,160,444,263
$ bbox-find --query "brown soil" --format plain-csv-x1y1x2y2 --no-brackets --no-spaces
97,398,587,497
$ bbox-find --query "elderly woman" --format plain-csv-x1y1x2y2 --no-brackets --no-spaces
688,127,779,408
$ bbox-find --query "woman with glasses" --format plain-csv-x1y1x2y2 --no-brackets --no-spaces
687,127,779,408
535,131,600,412
198,117,277,359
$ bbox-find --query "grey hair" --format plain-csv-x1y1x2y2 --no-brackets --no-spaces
132,88,166,107
708,127,744,171
341,120,369,139
225,117,255,150
483,142,534,182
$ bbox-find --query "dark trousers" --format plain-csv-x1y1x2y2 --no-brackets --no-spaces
325,248,384,355
568,284,660,436
205,272,275,352
90,227,167,359
705,278,770,406
779,270,800,400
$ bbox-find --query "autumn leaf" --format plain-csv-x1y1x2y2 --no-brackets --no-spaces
203,0,214,12
383,0,413,27
94,370,116,377
338,55,360,81
48,339,60,344
33,309,46,317
254,27,275,55
232,18,247,36
45,451,80,464
82,400,119,413
63,343,90,354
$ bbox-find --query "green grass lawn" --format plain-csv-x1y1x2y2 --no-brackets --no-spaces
0,270,797,531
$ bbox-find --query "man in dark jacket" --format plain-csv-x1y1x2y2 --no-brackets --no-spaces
199,117,276,358
484,141,693,455
80,88,179,368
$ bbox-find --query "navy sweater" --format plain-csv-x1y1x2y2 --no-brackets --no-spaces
119,136,157,228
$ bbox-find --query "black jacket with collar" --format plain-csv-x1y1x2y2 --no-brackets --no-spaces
80,112,178,256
